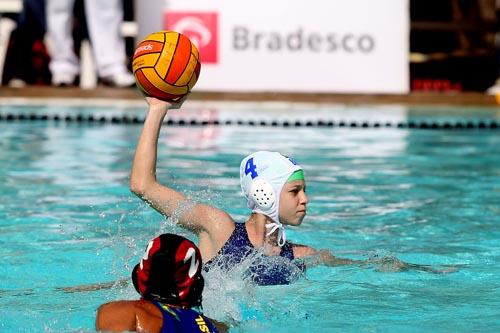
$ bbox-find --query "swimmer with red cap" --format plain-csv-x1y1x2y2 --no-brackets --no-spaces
96,233,226,332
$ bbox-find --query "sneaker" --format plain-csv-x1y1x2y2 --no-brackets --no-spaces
100,71,135,88
52,73,77,87
8,78,27,88
487,81,500,94
487,86,500,95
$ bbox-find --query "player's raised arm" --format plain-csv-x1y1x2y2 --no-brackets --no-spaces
130,97,233,235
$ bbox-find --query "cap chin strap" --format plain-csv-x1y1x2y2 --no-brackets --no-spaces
265,221,286,247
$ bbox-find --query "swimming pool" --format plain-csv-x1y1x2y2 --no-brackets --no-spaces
1,101,499,332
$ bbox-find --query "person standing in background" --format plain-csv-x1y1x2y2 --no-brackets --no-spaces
487,0,500,94
46,0,134,87
3,0,49,87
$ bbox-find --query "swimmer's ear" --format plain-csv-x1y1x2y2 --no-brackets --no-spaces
249,179,276,210
131,264,141,295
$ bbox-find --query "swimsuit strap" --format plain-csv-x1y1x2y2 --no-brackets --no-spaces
230,222,253,248
217,223,253,257
213,222,295,259
279,241,295,260
237,222,294,259
205,223,252,264
151,301,180,333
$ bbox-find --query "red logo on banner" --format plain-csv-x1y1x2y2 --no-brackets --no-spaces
165,12,218,64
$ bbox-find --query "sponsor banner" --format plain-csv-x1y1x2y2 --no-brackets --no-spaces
165,12,219,64
162,0,409,94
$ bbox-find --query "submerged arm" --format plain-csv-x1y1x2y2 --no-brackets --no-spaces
294,246,458,274
294,247,363,267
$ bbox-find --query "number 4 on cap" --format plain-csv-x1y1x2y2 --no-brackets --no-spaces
245,157,258,179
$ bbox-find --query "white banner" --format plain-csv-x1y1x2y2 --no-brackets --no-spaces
160,0,409,94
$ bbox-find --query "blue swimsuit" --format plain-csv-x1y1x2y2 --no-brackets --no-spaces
203,223,306,285
152,301,218,333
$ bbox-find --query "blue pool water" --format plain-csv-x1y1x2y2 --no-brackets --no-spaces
0,103,499,332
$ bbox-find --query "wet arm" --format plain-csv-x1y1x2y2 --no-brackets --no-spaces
294,246,363,267
130,98,233,234
129,102,190,224
294,245,458,273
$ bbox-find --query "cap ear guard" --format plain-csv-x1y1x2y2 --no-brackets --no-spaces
249,178,275,210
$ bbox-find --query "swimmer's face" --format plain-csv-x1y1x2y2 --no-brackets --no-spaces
279,180,308,226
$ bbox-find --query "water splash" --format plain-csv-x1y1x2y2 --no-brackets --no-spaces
202,249,307,327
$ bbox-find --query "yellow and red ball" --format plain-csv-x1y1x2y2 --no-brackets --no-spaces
132,31,201,101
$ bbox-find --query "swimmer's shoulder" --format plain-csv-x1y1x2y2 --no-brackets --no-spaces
96,300,162,332
192,203,235,235
195,204,236,261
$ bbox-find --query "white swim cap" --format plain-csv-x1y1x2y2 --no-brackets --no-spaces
240,151,302,246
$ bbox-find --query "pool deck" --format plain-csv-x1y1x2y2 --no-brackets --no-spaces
0,86,499,107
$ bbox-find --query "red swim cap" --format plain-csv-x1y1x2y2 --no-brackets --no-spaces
132,234,204,308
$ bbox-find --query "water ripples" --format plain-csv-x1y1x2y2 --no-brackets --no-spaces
1,119,499,331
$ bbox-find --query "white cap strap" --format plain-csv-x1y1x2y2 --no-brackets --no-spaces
265,222,286,247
